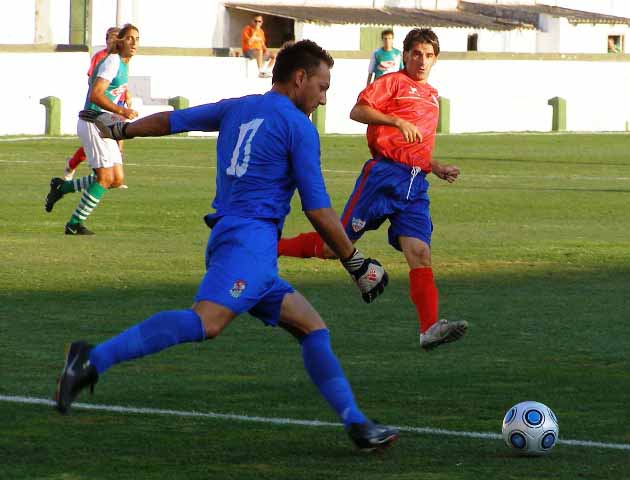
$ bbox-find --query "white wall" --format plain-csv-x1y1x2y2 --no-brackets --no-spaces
557,21,630,54
0,0,36,43
3,0,630,53
430,59,630,132
426,27,537,53
3,52,630,135
2,52,88,136
50,0,70,44
296,22,361,51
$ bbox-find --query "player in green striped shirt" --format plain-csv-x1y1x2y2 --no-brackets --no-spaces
45,24,140,235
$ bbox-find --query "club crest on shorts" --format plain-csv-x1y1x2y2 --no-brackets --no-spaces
367,267,378,282
229,279,247,298
351,217,366,233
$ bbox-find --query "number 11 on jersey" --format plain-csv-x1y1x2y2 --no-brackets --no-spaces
226,118,265,178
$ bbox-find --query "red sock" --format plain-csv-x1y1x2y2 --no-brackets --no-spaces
68,147,87,169
278,232,325,258
409,267,439,333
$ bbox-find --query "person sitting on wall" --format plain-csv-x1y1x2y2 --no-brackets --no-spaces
242,14,276,78
608,37,622,54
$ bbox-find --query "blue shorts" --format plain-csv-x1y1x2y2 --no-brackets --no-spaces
194,216,294,326
340,159,432,251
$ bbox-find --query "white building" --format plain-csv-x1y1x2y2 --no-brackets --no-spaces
1,1,630,135
3,1,630,53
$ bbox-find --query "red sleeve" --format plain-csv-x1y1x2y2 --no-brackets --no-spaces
87,50,107,77
357,74,397,111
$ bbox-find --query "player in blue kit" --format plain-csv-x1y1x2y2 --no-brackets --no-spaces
54,40,398,451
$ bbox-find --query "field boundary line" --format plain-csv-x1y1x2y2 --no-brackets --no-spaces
2,394,629,451
1,158,630,182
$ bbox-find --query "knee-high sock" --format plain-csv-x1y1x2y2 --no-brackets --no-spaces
278,232,325,258
301,329,367,427
89,309,205,375
67,182,106,225
68,147,87,169
409,267,439,333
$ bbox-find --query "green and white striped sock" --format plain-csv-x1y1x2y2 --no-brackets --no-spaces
60,174,96,194
68,182,107,225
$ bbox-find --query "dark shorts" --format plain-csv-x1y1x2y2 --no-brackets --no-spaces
244,49,271,61
340,159,433,251
195,216,294,326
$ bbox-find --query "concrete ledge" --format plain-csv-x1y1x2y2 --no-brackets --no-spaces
2,44,630,61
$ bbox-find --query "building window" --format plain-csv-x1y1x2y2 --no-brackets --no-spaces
467,33,478,52
608,35,623,53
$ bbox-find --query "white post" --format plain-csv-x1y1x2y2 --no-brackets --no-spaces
34,0,52,44
116,0,124,26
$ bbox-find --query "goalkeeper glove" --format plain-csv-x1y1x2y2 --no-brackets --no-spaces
341,249,388,303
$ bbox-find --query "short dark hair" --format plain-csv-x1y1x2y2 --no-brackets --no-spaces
272,39,334,84
403,28,440,56
381,29,394,39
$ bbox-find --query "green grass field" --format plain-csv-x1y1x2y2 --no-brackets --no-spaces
1,133,629,479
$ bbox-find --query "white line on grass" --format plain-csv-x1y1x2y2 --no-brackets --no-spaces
1,158,630,182
2,132,629,143
2,394,629,451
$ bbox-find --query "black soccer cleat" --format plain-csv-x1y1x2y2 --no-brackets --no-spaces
346,419,399,452
54,341,99,414
65,222,94,235
45,177,65,212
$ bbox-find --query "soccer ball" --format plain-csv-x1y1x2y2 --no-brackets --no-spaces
502,401,559,455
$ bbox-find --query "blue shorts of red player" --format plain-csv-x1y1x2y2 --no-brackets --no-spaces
340,158,433,251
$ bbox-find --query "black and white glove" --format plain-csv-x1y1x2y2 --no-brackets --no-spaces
341,249,388,303
94,113,133,140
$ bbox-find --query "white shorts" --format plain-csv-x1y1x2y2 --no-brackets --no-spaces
77,118,123,169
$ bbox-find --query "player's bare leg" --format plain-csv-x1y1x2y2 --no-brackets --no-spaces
278,291,398,451
191,300,236,339
109,163,126,189
399,235,467,350
114,141,128,188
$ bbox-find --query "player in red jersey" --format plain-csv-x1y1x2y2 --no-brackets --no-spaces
279,28,468,351
63,27,130,183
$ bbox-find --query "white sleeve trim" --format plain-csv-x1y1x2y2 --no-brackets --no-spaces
96,55,120,82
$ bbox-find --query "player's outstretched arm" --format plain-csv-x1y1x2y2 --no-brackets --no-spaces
305,207,388,303
96,111,172,140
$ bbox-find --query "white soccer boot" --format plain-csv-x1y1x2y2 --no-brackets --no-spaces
420,319,468,351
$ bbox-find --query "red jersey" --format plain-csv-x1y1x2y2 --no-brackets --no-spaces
87,49,108,77
357,71,439,172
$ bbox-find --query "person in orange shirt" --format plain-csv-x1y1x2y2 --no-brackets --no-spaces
278,29,469,351
242,14,276,78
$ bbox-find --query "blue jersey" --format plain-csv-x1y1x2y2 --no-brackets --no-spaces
169,91,331,229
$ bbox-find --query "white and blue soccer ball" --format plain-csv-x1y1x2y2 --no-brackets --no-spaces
502,401,559,455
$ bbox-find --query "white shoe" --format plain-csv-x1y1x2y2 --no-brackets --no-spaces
420,319,468,351
258,71,272,78
63,158,76,180
117,184,128,189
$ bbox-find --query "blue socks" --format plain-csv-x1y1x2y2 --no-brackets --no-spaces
300,329,367,427
90,309,205,374
89,315,366,428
